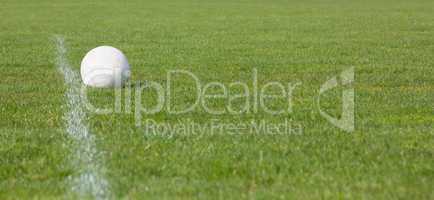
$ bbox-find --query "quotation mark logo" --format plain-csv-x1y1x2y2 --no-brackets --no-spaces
317,67,355,132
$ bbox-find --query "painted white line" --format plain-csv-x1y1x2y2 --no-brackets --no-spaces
54,35,110,200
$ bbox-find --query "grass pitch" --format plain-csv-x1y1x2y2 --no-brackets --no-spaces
1,0,433,199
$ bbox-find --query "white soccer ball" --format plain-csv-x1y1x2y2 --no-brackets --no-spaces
80,46,130,88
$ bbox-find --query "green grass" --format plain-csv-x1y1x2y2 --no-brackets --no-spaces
1,0,433,199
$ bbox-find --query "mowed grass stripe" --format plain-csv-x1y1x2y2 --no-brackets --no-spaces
54,35,110,199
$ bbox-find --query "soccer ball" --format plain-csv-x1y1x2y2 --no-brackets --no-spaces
81,46,130,88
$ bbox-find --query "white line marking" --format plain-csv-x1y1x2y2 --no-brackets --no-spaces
54,35,110,200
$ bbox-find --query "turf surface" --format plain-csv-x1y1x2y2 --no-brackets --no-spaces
0,0,433,199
